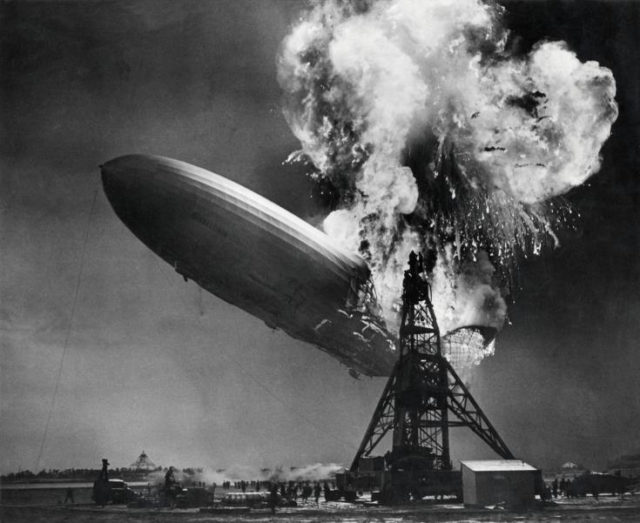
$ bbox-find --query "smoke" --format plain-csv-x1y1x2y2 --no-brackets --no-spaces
146,463,343,485
278,0,617,347
269,462,343,482
432,248,506,334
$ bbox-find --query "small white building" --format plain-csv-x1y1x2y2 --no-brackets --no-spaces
461,460,539,508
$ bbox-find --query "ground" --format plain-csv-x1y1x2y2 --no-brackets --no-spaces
3,495,640,522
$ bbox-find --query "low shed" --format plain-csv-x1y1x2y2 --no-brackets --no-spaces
461,460,538,508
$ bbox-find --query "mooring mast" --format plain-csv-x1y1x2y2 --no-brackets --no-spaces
350,251,513,502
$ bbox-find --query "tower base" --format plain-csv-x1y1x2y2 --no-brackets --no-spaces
348,251,512,505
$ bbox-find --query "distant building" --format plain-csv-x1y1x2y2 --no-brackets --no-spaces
461,460,539,508
130,450,156,471
607,452,640,478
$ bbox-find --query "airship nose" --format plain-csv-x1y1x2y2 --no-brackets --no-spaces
100,154,198,265
100,153,395,377
101,155,130,201
101,155,160,236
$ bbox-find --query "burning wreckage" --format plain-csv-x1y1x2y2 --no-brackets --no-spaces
103,0,617,379
273,0,618,371
102,155,496,377
102,154,396,376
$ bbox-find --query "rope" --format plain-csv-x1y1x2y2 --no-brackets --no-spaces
34,187,98,471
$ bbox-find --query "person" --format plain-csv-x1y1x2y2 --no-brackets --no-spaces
99,458,109,481
164,466,177,507
314,483,321,504
323,482,331,502
566,479,575,498
552,477,559,498
302,483,311,502
269,483,278,514
165,466,176,487
93,458,111,506
64,487,74,504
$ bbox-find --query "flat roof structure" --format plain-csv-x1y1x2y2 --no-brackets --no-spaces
461,460,537,472
461,460,539,508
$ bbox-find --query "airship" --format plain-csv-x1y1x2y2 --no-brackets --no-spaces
101,154,398,376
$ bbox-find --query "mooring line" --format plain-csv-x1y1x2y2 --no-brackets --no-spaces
34,187,98,471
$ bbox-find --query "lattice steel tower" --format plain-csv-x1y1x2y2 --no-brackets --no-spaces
350,251,513,501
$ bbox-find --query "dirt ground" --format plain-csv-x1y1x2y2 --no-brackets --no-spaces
3,495,640,523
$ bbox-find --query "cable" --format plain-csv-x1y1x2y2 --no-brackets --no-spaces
34,188,98,471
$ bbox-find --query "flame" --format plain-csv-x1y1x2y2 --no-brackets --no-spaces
278,0,617,353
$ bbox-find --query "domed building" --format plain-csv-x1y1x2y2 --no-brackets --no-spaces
130,450,157,471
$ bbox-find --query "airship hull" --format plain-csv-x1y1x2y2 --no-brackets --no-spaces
101,155,397,376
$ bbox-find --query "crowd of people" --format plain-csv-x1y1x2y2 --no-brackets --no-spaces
164,469,334,510
542,477,585,500
218,479,333,496
543,475,628,500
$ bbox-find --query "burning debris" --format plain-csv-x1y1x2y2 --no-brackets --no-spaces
441,325,496,370
278,0,618,364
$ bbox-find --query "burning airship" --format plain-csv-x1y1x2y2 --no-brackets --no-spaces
103,0,617,380
101,154,397,376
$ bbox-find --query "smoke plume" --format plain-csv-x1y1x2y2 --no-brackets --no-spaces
278,0,617,353
146,463,344,485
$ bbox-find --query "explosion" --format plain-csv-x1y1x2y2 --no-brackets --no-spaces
278,0,617,364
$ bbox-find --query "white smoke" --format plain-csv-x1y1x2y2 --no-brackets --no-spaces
152,463,344,485
278,0,617,350
431,247,507,334
448,40,618,204
272,462,343,482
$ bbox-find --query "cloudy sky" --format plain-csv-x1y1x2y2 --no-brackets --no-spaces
1,0,639,474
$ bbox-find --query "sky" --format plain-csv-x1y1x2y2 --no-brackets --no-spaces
1,0,639,475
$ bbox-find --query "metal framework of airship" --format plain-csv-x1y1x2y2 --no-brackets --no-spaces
101,154,398,376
